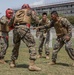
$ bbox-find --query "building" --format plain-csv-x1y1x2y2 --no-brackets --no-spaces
32,2,74,16
14,1,74,16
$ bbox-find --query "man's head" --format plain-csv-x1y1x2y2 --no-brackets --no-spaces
51,11,58,21
6,8,14,19
42,12,47,21
21,4,31,9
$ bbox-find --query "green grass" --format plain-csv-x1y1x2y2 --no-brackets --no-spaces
0,38,74,75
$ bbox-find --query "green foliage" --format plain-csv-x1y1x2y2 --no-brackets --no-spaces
0,38,74,75
47,14,51,19
66,16,74,25
31,13,74,26
38,14,51,19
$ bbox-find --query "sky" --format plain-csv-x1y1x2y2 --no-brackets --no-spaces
0,0,74,17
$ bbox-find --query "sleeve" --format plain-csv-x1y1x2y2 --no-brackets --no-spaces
61,18,72,38
31,10,39,23
36,20,54,30
38,20,42,26
0,16,8,25
43,20,54,29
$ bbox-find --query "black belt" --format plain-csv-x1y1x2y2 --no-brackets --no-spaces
57,34,65,38
14,23,27,26
0,30,8,33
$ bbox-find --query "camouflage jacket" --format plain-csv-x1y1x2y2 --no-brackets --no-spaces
0,16,9,36
38,18,50,33
9,9,39,27
43,17,72,37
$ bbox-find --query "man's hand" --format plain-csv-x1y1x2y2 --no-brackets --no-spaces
64,35,70,41
32,27,37,30
33,27,40,30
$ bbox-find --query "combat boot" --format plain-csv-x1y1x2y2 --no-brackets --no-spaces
0,59,6,64
48,61,56,65
28,60,41,71
10,60,16,68
37,54,42,58
46,55,49,59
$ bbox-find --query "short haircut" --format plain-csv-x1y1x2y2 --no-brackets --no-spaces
51,11,58,16
42,12,47,16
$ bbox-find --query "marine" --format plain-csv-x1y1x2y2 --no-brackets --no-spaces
37,11,74,66
9,4,41,71
37,12,50,59
0,8,14,64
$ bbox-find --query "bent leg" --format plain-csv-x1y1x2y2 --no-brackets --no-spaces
0,37,8,59
11,29,21,61
65,40,74,60
52,40,64,62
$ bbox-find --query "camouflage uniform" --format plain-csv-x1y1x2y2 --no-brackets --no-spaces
11,26,36,60
37,19,50,55
0,16,9,59
9,9,39,61
42,17,73,62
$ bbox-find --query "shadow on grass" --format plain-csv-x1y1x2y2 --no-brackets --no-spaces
5,60,11,63
41,56,46,58
5,60,29,68
16,64,29,68
37,56,47,59
56,62,71,67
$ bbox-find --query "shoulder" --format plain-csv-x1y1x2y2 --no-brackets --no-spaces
0,16,8,24
60,17,68,22
15,9,26,14
47,18,50,23
0,16,7,20
59,17,71,26
32,10,37,14
39,19,42,23
15,9,23,13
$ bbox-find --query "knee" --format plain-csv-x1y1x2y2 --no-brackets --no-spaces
14,43,20,47
65,43,71,50
29,47,37,60
53,44,59,50
4,43,8,50
29,47,36,54
65,44,69,50
7,43,9,48
45,44,49,48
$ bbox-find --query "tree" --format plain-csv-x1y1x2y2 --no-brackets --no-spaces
66,16,74,26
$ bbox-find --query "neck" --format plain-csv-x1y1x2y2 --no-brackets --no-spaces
54,17,59,21
42,19,47,22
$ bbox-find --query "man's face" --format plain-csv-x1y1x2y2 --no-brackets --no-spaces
6,10,13,19
42,15,47,21
51,14,57,21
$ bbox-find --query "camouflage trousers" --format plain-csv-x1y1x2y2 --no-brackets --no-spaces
38,31,50,55
11,25,37,61
0,32,9,59
52,36,73,62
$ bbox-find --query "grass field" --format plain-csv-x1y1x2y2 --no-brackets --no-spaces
0,38,74,75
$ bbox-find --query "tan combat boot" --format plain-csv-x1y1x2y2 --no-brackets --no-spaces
10,60,16,68
0,59,6,64
28,60,41,71
48,61,56,65
37,54,42,58
46,55,49,59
